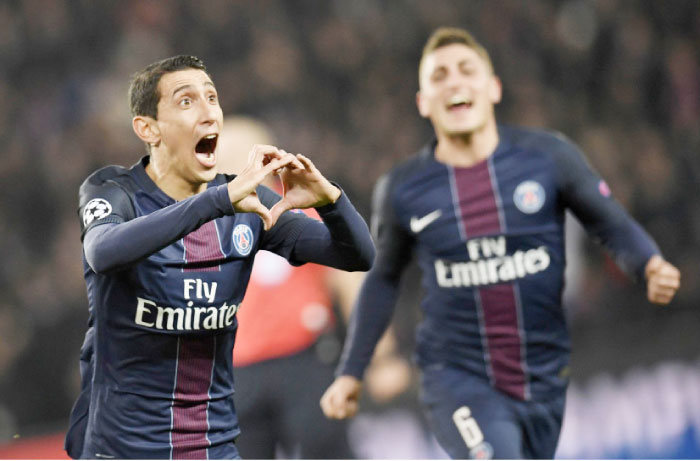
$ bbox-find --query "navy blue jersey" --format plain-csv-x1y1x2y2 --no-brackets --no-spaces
338,125,659,402
66,156,374,459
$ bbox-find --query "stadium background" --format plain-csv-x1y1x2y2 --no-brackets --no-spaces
0,0,698,458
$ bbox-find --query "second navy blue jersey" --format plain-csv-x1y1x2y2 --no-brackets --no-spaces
66,156,374,459
339,125,659,401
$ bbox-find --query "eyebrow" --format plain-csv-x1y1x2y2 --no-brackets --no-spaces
171,81,216,97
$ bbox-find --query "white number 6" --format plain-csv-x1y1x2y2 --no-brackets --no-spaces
452,406,484,449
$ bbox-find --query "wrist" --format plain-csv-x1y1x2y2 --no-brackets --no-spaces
645,254,663,280
328,185,341,204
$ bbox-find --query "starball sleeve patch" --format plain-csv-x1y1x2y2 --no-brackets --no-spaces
83,198,113,226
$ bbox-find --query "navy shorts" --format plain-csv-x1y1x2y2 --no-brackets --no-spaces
419,366,566,459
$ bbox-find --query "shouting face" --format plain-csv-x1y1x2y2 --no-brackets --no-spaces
417,43,501,138
136,68,224,192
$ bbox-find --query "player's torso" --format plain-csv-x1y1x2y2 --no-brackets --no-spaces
90,182,262,358
396,143,565,298
83,177,259,458
393,134,570,400
122,188,260,335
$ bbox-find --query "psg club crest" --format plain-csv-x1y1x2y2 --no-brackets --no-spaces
513,180,545,214
232,224,254,256
83,198,113,226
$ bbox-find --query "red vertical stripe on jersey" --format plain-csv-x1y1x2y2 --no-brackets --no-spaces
478,285,526,399
453,162,526,400
172,336,215,459
184,221,223,272
454,163,501,237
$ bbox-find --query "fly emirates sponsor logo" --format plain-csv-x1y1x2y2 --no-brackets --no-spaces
435,236,550,288
134,278,239,331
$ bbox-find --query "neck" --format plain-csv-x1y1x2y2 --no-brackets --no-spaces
145,153,207,201
434,119,499,167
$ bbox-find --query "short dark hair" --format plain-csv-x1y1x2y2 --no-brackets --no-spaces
419,27,494,77
128,55,210,119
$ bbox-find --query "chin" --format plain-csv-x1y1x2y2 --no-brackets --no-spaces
192,166,217,184
445,117,490,137
445,126,478,137
201,168,218,182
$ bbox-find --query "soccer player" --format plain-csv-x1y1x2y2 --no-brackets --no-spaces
63,55,375,460
320,27,681,459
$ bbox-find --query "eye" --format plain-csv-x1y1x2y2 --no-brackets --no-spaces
431,68,447,82
208,93,218,103
179,97,192,108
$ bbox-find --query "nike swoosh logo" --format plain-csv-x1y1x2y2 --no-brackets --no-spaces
410,209,442,233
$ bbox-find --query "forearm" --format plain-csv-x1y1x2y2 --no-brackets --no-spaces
84,185,234,273
336,266,400,379
291,192,375,271
586,211,660,282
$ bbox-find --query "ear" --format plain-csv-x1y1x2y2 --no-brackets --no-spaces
132,116,161,147
416,91,430,118
489,75,502,104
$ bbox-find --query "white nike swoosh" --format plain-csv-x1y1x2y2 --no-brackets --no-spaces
410,209,442,233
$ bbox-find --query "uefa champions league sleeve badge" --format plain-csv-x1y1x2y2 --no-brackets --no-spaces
83,198,113,226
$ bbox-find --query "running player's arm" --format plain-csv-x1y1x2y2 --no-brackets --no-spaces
321,173,412,420
80,175,235,274
257,185,375,272
552,134,680,302
336,173,414,379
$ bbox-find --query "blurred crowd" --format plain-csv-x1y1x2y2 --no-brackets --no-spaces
0,0,698,447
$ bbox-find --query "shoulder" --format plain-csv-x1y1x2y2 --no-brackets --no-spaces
378,143,434,195
390,143,434,179
370,145,432,221
80,165,131,189
78,165,136,215
78,165,138,233
503,125,580,158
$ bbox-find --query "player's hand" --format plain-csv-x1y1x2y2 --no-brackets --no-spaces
227,144,303,230
645,255,681,305
320,375,362,420
269,153,341,225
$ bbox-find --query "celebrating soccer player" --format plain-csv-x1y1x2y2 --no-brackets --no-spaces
64,55,374,459
320,27,681,459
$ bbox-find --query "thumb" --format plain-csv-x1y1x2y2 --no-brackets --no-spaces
248,203,273,231
269,198,294,225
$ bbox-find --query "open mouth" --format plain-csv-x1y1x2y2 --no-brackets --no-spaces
194,134,218,168
446,95,473,111
196,134,218,154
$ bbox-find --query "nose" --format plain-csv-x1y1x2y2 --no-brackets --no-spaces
444,69,465,89
200,98,220,126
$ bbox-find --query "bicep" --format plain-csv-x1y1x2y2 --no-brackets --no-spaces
556,140,626,231
370,174,414,279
